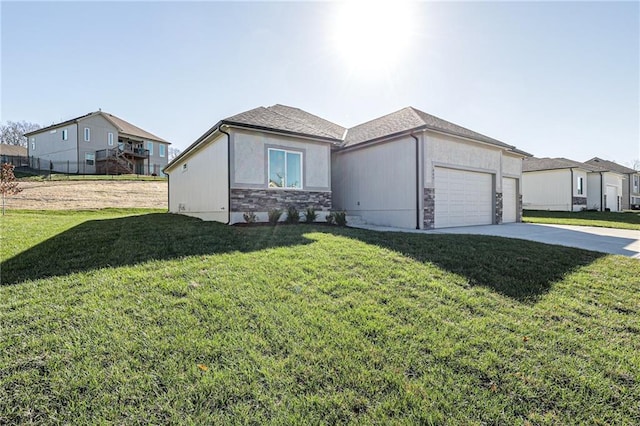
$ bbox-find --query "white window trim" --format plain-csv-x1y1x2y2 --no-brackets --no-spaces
84,128,90,142
577,176,584,195
159,144,165,157
147,141,154,155
31,141,36,151
85,153,95,165
62,129,68,141
182,163,188,172
108,133,114,146
267,148,303,190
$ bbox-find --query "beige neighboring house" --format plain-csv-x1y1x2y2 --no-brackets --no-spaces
585,157,640,210
24,111,171,175
522,157,624,212
0,144,28,166
165,104,530,229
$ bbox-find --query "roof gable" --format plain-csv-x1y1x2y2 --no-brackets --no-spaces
585,157,637,174
343,107,514,150
523,157,606,172
223,104,346,142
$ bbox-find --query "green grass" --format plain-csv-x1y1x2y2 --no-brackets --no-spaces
524,209,640,230
1,210,639,424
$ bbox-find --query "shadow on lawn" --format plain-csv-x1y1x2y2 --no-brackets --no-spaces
340,228,606,302
2,214,605,302
1,214,315,285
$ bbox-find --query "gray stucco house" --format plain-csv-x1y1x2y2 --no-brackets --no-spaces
24,111,171,175
585,157,640,210
165,104,530,229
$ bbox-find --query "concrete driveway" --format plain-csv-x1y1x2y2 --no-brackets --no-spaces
352,223,640,258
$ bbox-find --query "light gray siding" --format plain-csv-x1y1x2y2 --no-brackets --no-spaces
76,115,119,174
28,124,79,172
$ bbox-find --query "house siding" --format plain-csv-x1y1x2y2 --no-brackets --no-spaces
523,169,572,211
167,133,229,221
76,115,119,174
27,123,79,173
332,135,417,229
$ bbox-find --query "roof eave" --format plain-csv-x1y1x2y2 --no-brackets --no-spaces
223,120,343,144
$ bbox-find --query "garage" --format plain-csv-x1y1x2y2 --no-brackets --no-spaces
605,185,619,212
502,177,517,223
434,167,493,228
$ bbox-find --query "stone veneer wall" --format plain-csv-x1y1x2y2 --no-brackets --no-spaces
495,192,503,225
516,194,523,222
230,188,331,212
572,196,587,206
423,188,435,229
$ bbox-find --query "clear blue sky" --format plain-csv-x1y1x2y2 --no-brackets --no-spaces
2,1,639,165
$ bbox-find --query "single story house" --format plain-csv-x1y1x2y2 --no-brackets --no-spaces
522,157,624,212
24,111,171,175
0,144,28,166
165,104,530,229
585,157,640,210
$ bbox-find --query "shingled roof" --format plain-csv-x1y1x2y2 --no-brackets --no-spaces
523,157,606,172
343,107,514,150
25,111,169,144
223,104,346,142
585,157,638,174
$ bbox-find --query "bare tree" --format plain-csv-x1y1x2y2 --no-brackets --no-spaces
168,146,182,161
632,159,640,171
1,163,22,215
0,121,42,147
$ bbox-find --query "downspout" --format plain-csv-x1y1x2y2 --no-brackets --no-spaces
218,125,232,224
600,172,604,211
570,168,574,212
409,133,420,229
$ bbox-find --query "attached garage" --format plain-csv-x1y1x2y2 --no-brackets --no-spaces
502,177,517,223
606,185,619,212
434,167,493,228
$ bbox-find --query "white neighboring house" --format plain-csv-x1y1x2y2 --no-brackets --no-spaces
522,157,624,212
585,157,640,210
165,104,530,229
24,111,171,175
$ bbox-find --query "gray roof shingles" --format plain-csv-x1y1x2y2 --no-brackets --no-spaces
585,157,638,174
523,157,607,172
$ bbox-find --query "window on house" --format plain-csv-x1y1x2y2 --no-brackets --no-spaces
62,129,68,141
182,163,188,172
147,141,153,155
85,153,95,165
577,176,584,195
108,133,114,146
31,141,36,151
84,128,90,142
159,144,165,157
634,175,640,193
268,148,302,189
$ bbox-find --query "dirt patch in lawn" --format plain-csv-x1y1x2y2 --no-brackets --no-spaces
5,180,167,210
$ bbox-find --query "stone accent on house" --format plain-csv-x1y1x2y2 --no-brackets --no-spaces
572,196,587,206
516,194,523,222
495,192,503,224
230,188,331,212
423,188,435,229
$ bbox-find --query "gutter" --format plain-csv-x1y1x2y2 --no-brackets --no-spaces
570,168,574,212
218,125,232,225
600,172,604,211
409,133,420,229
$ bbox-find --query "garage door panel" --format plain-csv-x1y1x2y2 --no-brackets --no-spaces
435,168,493,228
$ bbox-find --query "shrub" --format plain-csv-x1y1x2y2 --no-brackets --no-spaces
304,207,317,223
333,211,347,227
285,206,300,224
268,209,283,225
243,211,257,224
325,213,334,225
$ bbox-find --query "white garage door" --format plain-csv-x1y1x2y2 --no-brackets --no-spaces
502,178,517,223
435,167,493,228
606,185,619,212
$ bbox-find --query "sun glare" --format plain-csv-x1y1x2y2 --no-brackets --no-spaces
331,1,416,75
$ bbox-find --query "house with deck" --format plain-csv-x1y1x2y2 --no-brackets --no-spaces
165,104,530,229
24,111,170,175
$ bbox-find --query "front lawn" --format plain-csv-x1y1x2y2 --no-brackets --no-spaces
524,209,640,230
1,210,639,424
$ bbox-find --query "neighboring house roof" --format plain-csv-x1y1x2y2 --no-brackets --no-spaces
523,157,607,172
24,111,170,144
0,144,28,156
585,157,638,174
223,104,346,142
343,106,517,151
